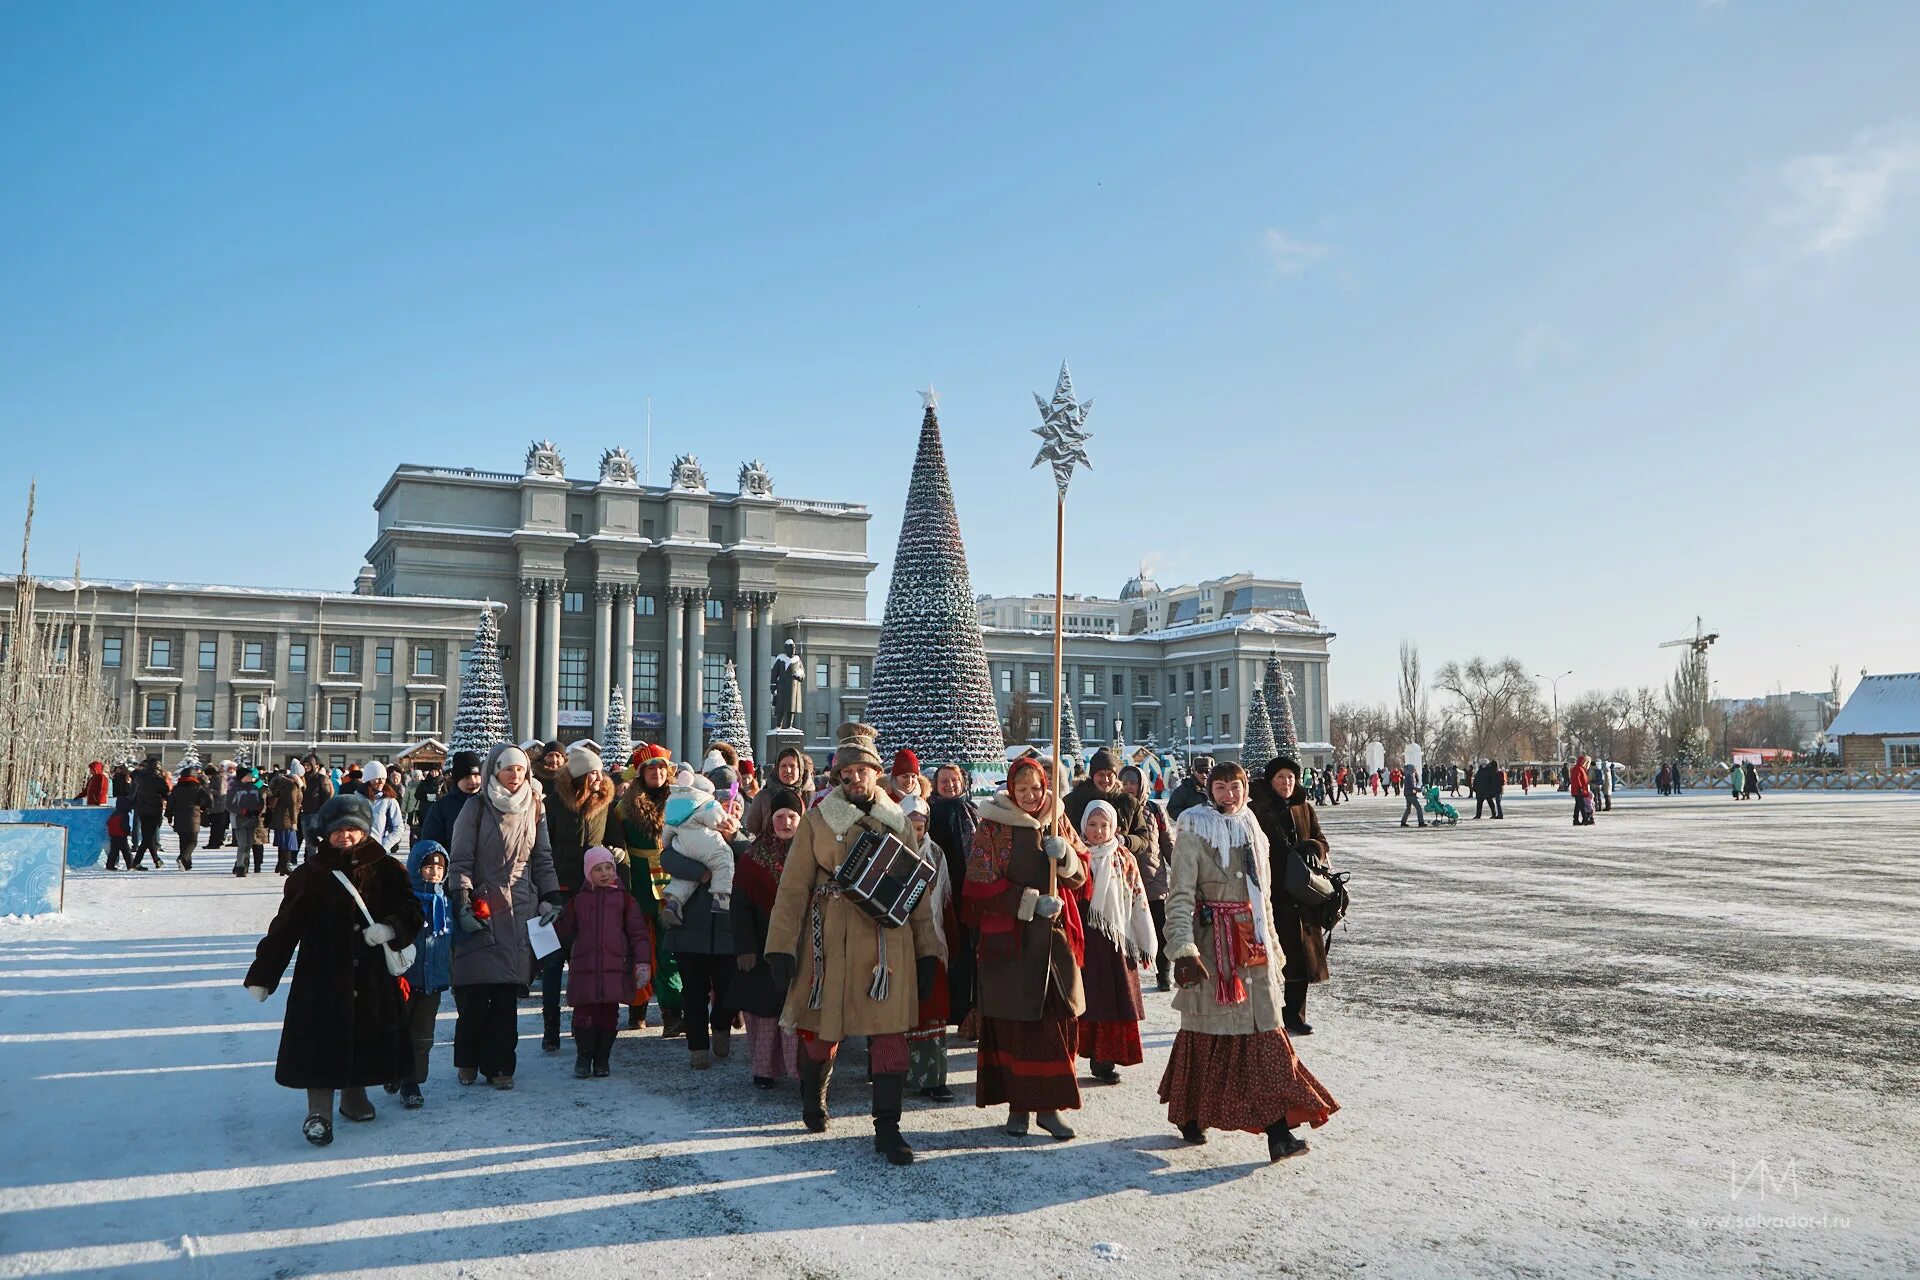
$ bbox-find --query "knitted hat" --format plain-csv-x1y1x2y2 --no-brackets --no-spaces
739,759,755,778
770,787,804,817
1088,748,1120,776
448,750,484,780
361,760,387,783
316,793,373,836
891,748,920,777
567,744,603,778
706,763,739,799
636,743,673,768
493,745,530,775
833,722,882,771
583,846,616,877
540,740,564,759
287,759,305,780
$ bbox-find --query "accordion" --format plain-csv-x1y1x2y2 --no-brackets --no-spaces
832,829,937,928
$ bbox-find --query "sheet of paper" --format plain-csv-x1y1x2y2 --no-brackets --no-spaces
526,917,561,959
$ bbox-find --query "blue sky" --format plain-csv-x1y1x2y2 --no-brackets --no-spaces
4,3,1916,708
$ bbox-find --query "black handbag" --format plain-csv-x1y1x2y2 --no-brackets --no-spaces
1282,846,1335,906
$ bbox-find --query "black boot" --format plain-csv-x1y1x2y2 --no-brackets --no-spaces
573,1032,592,1079
871,1073,913,1166
543,1011,562,1054
661,1007,685,1039
800,1053,833,1133
593,1028,614,1077
626,1004,644,1031
1179,1121,1208,1145
1266,1120,1309,1161
253,847,264,873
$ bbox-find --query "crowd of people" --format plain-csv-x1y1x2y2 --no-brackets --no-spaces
226,727,1342,1168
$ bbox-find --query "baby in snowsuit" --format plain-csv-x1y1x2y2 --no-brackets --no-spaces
661,770,734,926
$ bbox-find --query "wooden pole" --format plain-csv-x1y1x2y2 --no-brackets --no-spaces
1051,491,1066,798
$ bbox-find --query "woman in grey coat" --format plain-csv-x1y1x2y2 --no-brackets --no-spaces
448,744,562,1089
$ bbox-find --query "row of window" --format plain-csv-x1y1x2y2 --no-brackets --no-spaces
559,593,726,622
549,648,738,716
142,695,439,735
110,637,445,678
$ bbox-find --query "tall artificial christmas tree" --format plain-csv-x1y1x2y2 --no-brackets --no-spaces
1241,690,1277,768
451,609,512,754
601,684,631,770
1263,652,1300,762
234,739,253,770
865,389,1006,777
709,660,751,758
178,737,202,774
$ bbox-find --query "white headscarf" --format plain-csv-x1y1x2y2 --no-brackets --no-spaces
1079,800,1158,967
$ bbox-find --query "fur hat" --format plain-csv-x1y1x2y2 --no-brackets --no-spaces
316,793,373,836
833,722,882,772
891,748,920,777
704,742,739,770
567,744,603,778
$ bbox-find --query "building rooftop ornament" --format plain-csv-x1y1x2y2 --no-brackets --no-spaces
598,445,638,486
524,440,566,479
738,459,774,497
1120,560,1159,600
669,453,709,493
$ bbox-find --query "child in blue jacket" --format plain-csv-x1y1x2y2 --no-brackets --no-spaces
396,839,453,1109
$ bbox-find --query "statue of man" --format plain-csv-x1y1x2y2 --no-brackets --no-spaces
770,639,803,731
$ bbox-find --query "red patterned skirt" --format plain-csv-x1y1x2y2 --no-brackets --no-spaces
1158,1028,1339,1133
1076,1017,1144,1066
975,991,1081,1112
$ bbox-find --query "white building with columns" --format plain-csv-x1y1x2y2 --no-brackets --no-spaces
366,442,874,763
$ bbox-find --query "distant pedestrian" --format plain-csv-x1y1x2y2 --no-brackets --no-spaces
1569,756,1595,826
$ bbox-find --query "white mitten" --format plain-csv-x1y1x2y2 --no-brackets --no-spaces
246,984,271,1003
362,923,396,946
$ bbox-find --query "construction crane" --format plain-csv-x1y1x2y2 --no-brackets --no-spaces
1660,617,1720,733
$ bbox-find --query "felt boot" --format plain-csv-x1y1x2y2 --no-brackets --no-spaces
871,1073,913,1166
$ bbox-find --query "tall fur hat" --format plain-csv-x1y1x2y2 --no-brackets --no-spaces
833,722,882,772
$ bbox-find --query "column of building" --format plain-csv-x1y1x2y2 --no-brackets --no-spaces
614,583,635,747
683,588,707,762
752,592,776,756
539,578,563,741
664,586,686,762
592,583,615,740
517,578,540,742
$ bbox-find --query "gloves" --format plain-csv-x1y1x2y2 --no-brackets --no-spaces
457,909,486,935
246,984,271,1003
916,955,939,1002
361,923,395,946
1033,894,1063,919
766,952,796,994
736,953,759,973
538,901,564,927
1043,835,1070,863
633,964,652,990
1173,954,1211,989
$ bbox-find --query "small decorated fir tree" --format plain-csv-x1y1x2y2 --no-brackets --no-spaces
178,737,202,774
1263,653,1301,761
601,684,631,769
865,392,1006,774
1054,689,1084,774
451,609,512,754
1241,691,1277,769
709,660,751,759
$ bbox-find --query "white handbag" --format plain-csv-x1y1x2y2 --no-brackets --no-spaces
333,869,417,977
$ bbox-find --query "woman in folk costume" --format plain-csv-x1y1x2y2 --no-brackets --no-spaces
899,792,960,1102
964,755,1088,1141
728,788,807,1090
1074,799,1157,1085
765,723,940,1167
1161,761,1338,1161
614,743,685,1037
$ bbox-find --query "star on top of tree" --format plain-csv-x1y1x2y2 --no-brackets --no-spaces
1031,361,1093,494
919,384,940,411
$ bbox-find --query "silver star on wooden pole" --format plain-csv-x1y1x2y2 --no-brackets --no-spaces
1031,361,1093,495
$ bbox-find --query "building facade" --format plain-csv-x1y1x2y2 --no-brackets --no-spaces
1824,672,1920,770
794,574,1334,766
0,575,499,769
366,442,874,762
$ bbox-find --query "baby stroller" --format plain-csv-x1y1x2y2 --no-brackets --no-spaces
1423,785,1459,826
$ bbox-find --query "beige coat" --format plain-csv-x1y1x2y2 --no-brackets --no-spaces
1164,805,1287,1035
766,787,938,1042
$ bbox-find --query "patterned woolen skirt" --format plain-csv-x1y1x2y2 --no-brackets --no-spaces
1158,1028,1339,1133
975,990,1081,1112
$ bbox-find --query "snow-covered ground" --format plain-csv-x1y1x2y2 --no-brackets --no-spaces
3,791,1916,1278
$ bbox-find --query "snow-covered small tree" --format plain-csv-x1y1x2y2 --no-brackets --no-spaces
1263,653,1300,761
866,392,1006,773
1242,691,1277,768
451,609,511,754
709,660,750,758
178,738,202,774
234,739,253,770
601,684,631,769
1053,689,1084,773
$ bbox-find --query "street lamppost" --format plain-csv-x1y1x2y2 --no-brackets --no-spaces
263,691,278,774
1184,705,1194,770
1114,717,1123,752
1536,670,1572,760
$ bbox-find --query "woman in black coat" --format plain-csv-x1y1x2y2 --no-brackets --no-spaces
245,794,424,1147
1249,756,1333,1037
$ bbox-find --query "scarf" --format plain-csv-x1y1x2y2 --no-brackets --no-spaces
486,776,534,816
1179,802,1272,948
1082,836,1158,969
736,828,789,914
